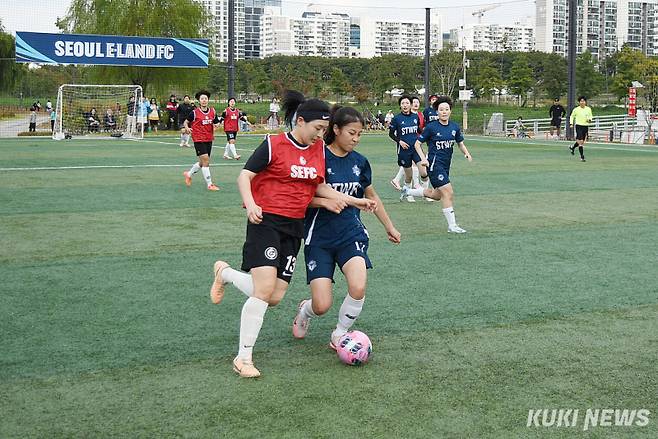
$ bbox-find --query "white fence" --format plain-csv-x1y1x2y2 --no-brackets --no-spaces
495,113,658,144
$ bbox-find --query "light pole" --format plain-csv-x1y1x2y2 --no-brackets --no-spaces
462,46,469,131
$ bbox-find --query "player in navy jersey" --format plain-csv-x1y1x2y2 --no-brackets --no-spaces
390,96,428,199
207,91,376,378
292,106,401,349
423,94,439,125
388,95,429,202
402,96,473,233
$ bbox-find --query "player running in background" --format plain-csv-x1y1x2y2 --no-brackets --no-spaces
402,96,473,233
177,95,195,147
292,106,401,349
390,96,427,195
549,97,566,139
182,90,221,191
388,95,429,202
423,94,439,124
208,91,376,378
219,97,250,160
569,96,592,162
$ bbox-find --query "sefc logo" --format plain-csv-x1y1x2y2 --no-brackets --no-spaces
290,156,317,179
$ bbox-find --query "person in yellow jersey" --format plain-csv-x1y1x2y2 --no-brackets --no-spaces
569,96,593,162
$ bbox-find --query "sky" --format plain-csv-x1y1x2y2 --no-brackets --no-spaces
2,0,535,35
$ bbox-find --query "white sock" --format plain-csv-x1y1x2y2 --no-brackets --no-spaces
184,134,190,144
237,297,269,361
394,167,404,183
223,268,253,297
421,176,429,189
229,143,238,157
336,294,365,334
412,166,420,187
299,299,317,321
188,162,201,175
443,206,457,228
180,133,185,143
224,143,230,156
407,187,425,197
201,166,212,186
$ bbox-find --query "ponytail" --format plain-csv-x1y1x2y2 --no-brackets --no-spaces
281,90,330,129
324,105,365,145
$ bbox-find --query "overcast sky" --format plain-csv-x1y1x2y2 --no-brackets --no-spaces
2,0,535,35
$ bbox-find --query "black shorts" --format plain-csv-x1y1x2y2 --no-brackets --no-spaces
551,118,562,128
241,214,303,283
226,131,237,141
575,125,589,141
194,141,213,157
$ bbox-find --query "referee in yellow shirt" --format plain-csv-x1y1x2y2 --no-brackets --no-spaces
569,96,593,162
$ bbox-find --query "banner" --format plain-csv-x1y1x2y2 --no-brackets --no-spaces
628,87,637,118
15,32,209,68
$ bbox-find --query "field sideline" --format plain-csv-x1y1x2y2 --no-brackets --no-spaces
1,134,656,438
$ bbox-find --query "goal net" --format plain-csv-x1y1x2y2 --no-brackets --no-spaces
53,84,143,140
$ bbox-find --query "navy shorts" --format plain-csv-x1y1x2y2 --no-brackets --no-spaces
397,148,422,168
304,241,372,284
226,131,237,141
428,156,451,188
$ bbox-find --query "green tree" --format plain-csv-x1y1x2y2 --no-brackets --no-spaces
470,59,503,101
329,67,349,102
507,55,534,106
57,0,208,94
0,20,26,94
575,51,604,99
431,49,462,98
541,54,567,100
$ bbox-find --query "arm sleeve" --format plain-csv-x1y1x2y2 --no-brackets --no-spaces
186,111,195,123
361,159,372,189
388,118,398,142
244,138,270,173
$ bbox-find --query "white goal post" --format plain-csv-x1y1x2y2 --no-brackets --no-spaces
53,84,144,140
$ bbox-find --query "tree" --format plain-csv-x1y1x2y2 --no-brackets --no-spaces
611,46,658,111
470,59,503,101
57,0,208,94
575,51,604,99
541,54,567,100
507,55,534,106
329,67,349,102
0,20,26,94
431,49,462,98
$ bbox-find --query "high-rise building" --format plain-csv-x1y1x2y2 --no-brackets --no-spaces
291,9,351,57
260,8,297,57
536,0,658,57
357,13,443,58
451,23,535,52
244,0,282,59
195,0,246,62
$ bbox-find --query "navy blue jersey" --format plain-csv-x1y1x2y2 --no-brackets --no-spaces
304,147,372,248
423,107,439,125
388,112,420,147
418,120,464,165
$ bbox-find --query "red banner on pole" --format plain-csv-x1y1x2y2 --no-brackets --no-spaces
629,87,637,117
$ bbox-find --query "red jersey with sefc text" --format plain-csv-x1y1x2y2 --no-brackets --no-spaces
187,107,219,142
221,107,244,132
246,132,326,219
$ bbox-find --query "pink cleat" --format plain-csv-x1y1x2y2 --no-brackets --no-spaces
210,260,229,304
292,299,310,339
232,357,261,378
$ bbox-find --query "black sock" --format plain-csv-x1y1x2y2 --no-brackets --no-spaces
578,146,584,159
572,142,578,150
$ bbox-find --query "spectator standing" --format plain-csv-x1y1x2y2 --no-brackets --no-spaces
148,98,160,133
166,95,179,130
126,96,137,137
28,106,37,132
177,95,195,147
549,98,566,139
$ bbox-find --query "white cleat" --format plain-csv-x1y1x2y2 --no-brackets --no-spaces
424,197,435,202
406,196,416,203
399,186,408,202
448,225,467,234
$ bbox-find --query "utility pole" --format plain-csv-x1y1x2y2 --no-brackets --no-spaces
566,0,576,140
228,0,235,99
462,46,468,131
424,8,430,107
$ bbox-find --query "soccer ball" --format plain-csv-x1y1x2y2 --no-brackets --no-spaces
336,331,372,366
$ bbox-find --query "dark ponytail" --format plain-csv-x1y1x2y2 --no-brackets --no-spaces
324,105,365,145
432,95,453,110
281,90,330,129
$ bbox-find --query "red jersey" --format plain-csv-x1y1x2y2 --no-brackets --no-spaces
188,107,218,142
223,107,242,132
249,133,326,219
417,111,425,132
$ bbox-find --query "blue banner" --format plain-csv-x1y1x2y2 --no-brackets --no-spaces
15,32,209,68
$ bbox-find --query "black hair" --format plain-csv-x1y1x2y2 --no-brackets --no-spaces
398,94,412,106
281,90,330,129
195,90,210,100
228,97,236,103
411,96,421,104
578,96,587,102
432,95,453,110
183,95,190,99
324,105,365,145
554,97,560,102
517,115,523,119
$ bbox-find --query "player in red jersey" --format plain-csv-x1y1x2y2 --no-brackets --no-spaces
219,97,250,160
182,90,221,191
208,91,376,378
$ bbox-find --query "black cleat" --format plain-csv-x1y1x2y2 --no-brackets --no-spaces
580,158,586,162
569,146,575,155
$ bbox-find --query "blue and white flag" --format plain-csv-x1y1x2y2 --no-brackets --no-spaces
15,32,209,68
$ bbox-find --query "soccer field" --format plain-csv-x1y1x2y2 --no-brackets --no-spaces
1,134,657,438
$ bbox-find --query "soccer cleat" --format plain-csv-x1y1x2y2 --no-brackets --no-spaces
232,357,261,378
580,158,586,162
448,225,467,234
179,142,185,147
569,146,575,155
425,197,435,202
207,184,220,191
399,186,408,202
234,155,241,160
183,171,192,187
329,331,343,351
390,179,401,191
223,155,231,160
292,299,310,339
210,260,230,304
406,195,415,203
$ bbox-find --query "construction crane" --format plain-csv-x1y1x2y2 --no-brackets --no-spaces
472,4,500,24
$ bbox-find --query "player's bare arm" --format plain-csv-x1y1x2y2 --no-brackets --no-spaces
237,169,262,224
459,142,473,162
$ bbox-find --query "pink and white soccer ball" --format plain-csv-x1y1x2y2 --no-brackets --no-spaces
336,331,372,366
